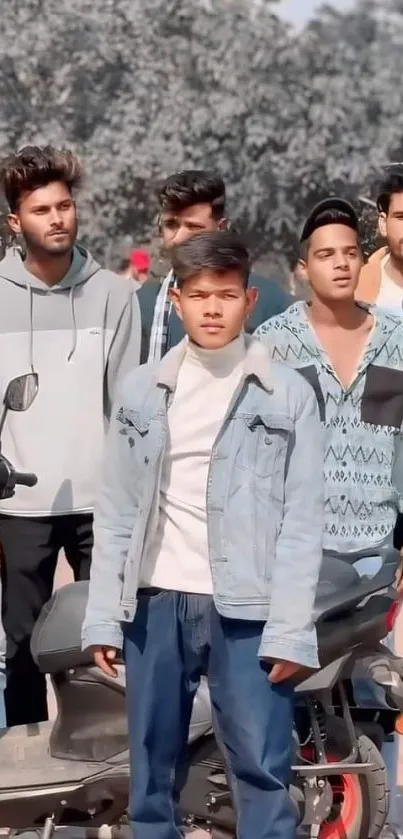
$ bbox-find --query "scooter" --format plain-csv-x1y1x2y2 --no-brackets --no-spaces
0,374,403,839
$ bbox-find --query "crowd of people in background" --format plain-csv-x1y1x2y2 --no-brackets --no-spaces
1,145,403,837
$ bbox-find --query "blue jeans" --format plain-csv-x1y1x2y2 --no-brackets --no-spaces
123,590,296,839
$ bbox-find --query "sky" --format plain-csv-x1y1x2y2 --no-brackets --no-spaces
277,0,353,26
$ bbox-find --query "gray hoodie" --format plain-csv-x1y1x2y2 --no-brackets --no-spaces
0,245,141,516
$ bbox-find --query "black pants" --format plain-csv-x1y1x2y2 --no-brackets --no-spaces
0,513,93,726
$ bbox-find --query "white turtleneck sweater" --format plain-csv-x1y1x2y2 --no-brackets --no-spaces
140,335,246,594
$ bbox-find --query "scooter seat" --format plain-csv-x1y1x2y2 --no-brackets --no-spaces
315,555,360,604
32,580,92,673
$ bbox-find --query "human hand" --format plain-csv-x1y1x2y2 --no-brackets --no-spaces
265,659,304,684
91,645,119,678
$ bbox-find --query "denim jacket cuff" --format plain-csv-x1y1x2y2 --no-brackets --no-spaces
81,622,123,653
258,631,319,669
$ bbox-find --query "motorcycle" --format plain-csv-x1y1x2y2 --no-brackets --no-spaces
0,374,403,839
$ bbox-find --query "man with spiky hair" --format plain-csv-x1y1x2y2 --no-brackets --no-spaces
138,169,291,362
0,145,141,726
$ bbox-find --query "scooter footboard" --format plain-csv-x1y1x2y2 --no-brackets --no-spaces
0,722,129,829
0,765,129,830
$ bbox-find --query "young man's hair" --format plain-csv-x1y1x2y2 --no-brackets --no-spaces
117,257,131,273
300,208,359,260
0,145,83,212
377,167,403,214
158,170,226,220
171,230,250,289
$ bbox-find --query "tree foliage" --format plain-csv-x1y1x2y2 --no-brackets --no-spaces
1,0,403,271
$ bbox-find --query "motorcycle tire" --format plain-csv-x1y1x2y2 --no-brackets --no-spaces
318,716,388,839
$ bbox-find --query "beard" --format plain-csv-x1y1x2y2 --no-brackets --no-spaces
22,221,77,258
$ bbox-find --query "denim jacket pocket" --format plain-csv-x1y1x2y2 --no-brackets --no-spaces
237,413,294,479
116,407,151,437
116,408,153,470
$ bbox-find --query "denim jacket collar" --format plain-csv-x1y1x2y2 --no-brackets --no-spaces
154,334,273,394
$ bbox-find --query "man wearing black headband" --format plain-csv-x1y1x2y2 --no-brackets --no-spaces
256,196,403,825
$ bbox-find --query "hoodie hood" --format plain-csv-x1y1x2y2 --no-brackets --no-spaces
0,244,101,366
0,243,100,290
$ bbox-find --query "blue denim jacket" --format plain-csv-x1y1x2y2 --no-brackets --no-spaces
82,337,324,668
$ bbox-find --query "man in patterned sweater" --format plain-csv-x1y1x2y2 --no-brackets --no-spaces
255,196,403,825
256,197,403,571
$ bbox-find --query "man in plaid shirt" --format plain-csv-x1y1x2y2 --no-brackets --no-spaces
138,169,291,362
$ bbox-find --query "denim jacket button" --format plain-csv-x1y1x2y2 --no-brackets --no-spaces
264,437,271,445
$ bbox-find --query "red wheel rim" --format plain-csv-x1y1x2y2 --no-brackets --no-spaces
302,750,361,839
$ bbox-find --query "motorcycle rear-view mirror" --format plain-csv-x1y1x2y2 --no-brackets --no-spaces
4,373,39,413
0,373,39,442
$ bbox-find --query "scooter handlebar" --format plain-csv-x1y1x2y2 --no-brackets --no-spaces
13,471,38,488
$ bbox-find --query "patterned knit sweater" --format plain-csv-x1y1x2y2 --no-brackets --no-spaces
256,302,403,554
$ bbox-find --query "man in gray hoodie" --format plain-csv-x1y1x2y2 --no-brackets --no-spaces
0,145,141,726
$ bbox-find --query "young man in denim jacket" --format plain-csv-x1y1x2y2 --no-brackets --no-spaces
82,230,324,839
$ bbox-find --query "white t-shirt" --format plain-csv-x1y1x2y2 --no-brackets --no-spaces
376,253,403,315
140,334,245,594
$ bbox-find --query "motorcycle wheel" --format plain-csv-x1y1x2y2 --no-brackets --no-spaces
306,718,388,839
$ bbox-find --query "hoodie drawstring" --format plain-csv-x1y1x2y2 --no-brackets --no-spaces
67,285,77,361
26,283,78,368
27,285,35,374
